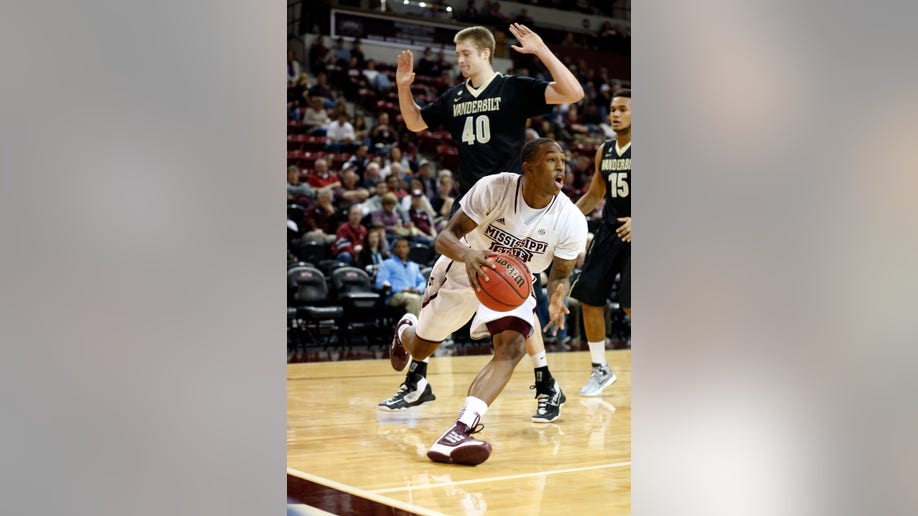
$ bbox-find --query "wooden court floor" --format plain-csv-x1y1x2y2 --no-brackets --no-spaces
288,350,631,515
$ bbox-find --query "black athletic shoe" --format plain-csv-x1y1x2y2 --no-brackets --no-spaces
377,376,436,411
531,380,566,423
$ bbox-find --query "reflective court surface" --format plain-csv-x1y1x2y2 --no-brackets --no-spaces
288,350,631,515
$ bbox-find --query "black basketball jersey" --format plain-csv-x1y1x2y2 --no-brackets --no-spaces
598,139,631,226
420,73,550,197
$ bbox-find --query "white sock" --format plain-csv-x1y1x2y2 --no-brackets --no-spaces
457,396,488,428
529,350,548,369
588,341,607,366
397,323,413,341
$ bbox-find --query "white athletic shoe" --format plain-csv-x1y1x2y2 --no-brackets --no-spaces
579,364,616,396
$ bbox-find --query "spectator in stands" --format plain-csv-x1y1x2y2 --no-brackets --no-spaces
302,189,339,244
362,180,391,217
571,154,593,191
343,144,371,179
514,7,534,27
334,166,370,214
581,103,602,133
416,48,439,77
351,39,366,69
564,104,591,136
360,162,383,190
287,165,315,203
406,182,438,246
375,238,427,316
363,59,391,93
288,100,304,122
371,192,413,246
289,72,311,104
325,111,356,154
357,224,390,273
333,37,351,67
381,146,411,178
309,71,335,109
487,1,511,24
302,97,330,135
460,0,480,22
370,112,397,155
332,205,368,264
594,82,613,121
431,170,455,230
413,158,438,199
306,158,341,191
352,116,371,148
384,166,409,199
308,35,333,74
288,49,305,84
400,178,434,214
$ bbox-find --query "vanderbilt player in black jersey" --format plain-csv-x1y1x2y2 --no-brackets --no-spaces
571,89,632,397
397,24,583,199
379,24,583,422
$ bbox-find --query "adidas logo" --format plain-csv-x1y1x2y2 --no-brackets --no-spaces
442,431,465,444
495,217,506,224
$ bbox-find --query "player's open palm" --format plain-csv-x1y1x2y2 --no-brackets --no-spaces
396,50,416,87
543,284,569,336
509,23,545,55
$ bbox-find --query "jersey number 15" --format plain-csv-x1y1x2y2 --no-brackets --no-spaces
608,172,629,198
461,115,492,145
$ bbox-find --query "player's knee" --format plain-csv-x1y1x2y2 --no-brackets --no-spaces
493,334,526,362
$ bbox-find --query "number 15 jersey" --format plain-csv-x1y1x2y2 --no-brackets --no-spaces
420,73,551,197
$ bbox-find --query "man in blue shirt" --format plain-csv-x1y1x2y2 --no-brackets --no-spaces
375,238,427,315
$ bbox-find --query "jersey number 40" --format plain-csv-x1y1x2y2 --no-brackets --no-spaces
461,115,492,145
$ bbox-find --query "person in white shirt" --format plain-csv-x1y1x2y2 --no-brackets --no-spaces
325,111,356,153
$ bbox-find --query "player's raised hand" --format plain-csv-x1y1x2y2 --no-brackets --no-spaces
542,284,570,336
462,249,496,291
616,217,631,242
396,50,416,87
509,23,546,55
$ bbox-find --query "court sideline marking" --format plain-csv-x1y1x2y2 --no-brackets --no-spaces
372,461,632,494
287,467,448,516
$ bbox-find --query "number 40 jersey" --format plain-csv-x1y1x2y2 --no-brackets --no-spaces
420,72,551,198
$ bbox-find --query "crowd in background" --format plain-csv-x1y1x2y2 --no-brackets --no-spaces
288,3,630,348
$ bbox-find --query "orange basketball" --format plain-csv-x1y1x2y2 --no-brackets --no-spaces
475,254,533,311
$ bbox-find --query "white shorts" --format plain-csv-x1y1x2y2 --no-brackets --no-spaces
415,255,537,342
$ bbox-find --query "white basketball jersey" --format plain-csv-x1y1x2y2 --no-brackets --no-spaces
460,173,587,275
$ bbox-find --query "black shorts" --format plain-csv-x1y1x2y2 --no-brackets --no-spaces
570,222,630,308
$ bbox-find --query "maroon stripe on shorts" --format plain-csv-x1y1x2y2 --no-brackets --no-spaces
486,316,533,339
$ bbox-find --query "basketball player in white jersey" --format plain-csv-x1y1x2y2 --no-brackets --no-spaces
389,138,587,465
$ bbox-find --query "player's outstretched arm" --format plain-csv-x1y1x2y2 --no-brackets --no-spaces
542,257,576,335
575,146,607,215
395,50,429,132
434,210,495,291
508,23,583,105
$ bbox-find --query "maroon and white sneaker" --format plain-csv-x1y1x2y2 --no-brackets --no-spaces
389,313,417,371
427,419,492,466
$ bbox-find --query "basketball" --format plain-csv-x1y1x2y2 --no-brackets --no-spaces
475,254,532,311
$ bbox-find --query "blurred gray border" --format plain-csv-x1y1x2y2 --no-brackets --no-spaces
0,2,285,514
635,1,918,514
